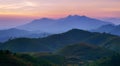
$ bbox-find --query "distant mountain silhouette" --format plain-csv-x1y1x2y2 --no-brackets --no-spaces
0,29,120,53
92,24,120,36
101,18,120,25
17,15,111,33
0,28,50,42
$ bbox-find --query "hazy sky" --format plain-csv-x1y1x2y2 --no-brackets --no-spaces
0,0,120,29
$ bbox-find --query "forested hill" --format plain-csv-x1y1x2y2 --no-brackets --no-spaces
0,29,120,53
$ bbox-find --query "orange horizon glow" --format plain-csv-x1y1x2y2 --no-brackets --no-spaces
0,0,120,19
0,0,120,29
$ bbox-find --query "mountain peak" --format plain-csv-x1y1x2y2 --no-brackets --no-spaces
33,18,54,22
68,29,82,32
67,15,88,18
64,29,89,35
40,18,53,20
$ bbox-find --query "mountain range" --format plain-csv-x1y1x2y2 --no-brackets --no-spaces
0,15,113,42
92,24,120,36
17,15,111,33
0,15,119,66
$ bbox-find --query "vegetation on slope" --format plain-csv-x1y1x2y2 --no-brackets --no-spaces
83,53,120,66
0,50,56,66
0,29,120,53
57,43,114,65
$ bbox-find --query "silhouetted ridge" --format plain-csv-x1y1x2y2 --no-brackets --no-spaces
66,29,89,33
63,29,91,35
17,15,111,33
36,18,54,21
67,15,88,18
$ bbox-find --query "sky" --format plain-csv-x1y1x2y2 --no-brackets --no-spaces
0,0,120,29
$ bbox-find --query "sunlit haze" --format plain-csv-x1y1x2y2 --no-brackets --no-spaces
0,0,120,29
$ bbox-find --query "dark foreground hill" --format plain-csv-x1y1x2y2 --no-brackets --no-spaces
83,53,120,66
0,29,120,53
0,50,55,66
0,48,119,66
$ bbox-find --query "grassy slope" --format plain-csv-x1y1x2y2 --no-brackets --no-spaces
57,43,114,62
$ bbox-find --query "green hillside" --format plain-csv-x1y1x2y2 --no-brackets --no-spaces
57,43,114,65
0,29,120,53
